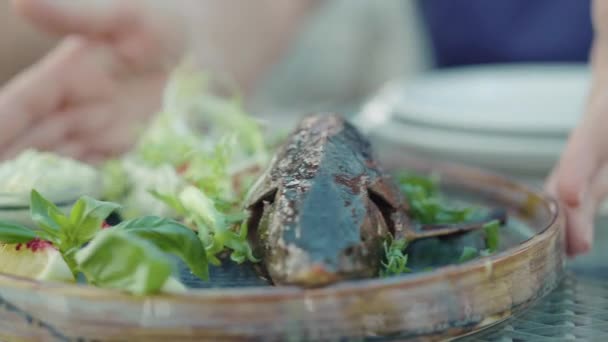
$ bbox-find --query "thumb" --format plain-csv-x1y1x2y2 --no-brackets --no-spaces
12,0,137,37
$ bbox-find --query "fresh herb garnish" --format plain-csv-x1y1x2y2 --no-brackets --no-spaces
28,190,120,273
483,219,500,253
380,238,411,277
457,220,501,264
382,173,505,275
397,172,477,224
0,190,208,295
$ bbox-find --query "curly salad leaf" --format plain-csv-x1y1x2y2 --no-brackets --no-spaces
101,61,268,269
136,61,268,169
0,190,207,295
152,185,257,266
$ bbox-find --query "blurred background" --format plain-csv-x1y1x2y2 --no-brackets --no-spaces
0,0,593,186
250,0,592,191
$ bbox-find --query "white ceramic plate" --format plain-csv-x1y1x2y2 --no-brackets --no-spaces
354,63,590,177
368,119,565,176
386,63,590,135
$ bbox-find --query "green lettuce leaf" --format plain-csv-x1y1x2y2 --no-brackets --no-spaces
177,186,257,265
116,159,185,219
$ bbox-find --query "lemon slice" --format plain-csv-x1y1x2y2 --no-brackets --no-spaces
0,241,74,282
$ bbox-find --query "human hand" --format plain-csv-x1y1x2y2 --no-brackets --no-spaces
545,0,608,256
0,0,188,163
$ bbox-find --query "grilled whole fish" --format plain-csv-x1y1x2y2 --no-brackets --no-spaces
244,114,408,287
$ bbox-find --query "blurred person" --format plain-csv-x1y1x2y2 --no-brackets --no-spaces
0,0,603,256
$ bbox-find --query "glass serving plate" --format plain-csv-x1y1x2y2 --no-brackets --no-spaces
0,155,565,341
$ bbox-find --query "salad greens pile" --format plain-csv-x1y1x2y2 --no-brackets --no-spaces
0,190,206,295
380,173,503,277
0,61,273,295
101,62,272,277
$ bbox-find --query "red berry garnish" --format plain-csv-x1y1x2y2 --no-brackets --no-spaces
25,239,54,252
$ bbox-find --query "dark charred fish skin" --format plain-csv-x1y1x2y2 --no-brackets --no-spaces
245,114,408,287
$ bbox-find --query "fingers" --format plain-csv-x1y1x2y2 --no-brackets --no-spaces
562,201,594,256
563,164,608,256
0,41,73,150
555,127,598,208
547,115,608,256
12,0,134,37
0,40,163,162
0,37,117,151
53,141,86,161
1,105,128,164
13,0,184,70
549,129,597,255
1,112,72,160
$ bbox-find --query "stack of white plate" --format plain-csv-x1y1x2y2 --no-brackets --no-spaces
354,63,590,183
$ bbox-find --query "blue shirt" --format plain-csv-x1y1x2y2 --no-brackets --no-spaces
417,0,593,67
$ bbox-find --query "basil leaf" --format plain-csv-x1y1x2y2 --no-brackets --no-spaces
0,220,37,243
75,230,173,295
30,190,62,234
69,196,120,244
49,209,71,230
69,199,86,226
115,216,208,280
